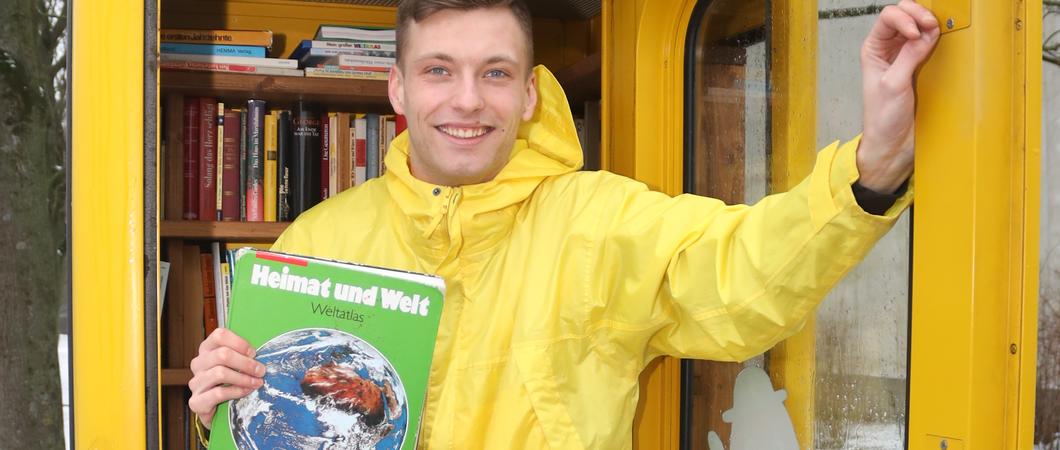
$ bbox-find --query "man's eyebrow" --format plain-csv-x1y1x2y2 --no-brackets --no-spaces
412,53,519,66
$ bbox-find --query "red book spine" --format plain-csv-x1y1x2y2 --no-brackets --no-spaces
396,114,407,135
320,112,330,200
198,98,218,220
200,253,218,335
221,110,242,221
182,98,201,220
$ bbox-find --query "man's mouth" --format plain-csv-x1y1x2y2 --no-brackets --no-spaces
437,125,493,139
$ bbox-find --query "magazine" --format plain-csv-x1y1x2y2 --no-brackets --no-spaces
208,249,445,450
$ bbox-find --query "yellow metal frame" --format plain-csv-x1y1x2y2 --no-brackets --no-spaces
71,0,147,447
605,0,1041,449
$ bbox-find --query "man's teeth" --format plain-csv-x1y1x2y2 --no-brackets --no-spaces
440,126,488,139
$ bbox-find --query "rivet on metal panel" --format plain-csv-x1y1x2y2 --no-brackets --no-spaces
941,439,949,450
1015,19,1023,31
1010,343,1018,354
946,18,954,29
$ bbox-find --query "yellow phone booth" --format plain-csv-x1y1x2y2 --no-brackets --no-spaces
69,0,1044,448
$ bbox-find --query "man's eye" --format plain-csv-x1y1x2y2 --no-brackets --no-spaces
427,67,449,76
485,69,508,78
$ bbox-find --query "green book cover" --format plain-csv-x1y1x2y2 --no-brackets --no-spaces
208,249,445,450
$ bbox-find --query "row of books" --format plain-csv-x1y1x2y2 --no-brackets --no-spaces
160,26,396,80
180,96,405,223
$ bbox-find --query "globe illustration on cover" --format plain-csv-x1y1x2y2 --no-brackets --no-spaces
230,328,408,450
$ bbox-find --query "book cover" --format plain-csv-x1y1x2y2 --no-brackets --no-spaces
277,110,292,222
160,60,304,77
160,43,267,58
264,112,278,222
221,109,242,221
291,101,322,218
365,113,379,179
288,41,396,63
304,67,389,81
161,29,274,48
314,25,396,43
216,103,225,221
246,100,266,222
353,116,367,186
199,98,218,221
321,112,331,201
183,97,201,220
208,249,445,450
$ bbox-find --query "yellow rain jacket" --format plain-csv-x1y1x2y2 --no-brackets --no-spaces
272,66,912,449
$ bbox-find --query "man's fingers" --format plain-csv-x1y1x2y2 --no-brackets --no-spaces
897,0,940,31
873,5,922,41
189,384,256,427
885,24,940,85
189,364,264,395
198,327,255,358
190,344,266,379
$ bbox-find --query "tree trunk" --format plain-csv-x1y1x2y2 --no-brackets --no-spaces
0,0,67,448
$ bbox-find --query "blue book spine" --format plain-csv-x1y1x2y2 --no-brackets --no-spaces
365,114,380,179
161,43,267,58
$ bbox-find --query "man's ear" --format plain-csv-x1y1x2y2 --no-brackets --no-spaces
388,65,406,115
521,72,538,121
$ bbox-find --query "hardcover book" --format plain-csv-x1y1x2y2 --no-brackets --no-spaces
207,249,445,450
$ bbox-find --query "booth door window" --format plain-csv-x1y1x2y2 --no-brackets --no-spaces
682,1,911,449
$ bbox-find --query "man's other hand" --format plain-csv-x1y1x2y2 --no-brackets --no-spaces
858,0,940,194
188,328,266,429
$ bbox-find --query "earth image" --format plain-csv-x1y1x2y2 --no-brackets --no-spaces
230,328,408,450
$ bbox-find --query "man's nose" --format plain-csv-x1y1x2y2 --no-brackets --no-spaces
451,75,486,113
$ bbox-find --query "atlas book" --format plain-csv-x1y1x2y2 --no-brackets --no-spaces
208,249,445,450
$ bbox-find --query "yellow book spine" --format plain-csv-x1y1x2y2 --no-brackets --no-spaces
264,112,278,222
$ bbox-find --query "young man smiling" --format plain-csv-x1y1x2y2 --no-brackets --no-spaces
189,0,940,448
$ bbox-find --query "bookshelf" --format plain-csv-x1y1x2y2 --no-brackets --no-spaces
156,2,602,449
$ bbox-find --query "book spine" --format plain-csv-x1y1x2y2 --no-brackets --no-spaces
320,113,330,201
159,60,304,77
200,252,218,335
198,98,218,221
221,109,241,221
215,103,225,220
160,53,298,69
160,29,274,48
396,114,407,135
160,43,267,58
303,67,388,80
240,109,247,221
211,242,226,328
383,115,395,175
297,48,396,66
277,110,292,222
246,100,266,222
264,112,278,222
333,53,394,68
365,113,379,179
354,116,367,186
291,101,321,218
182,97,200,220
329,113,339,195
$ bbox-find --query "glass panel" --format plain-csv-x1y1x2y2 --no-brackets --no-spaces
814,2,909,449
683,1,771,448
0,0,70,448
1036,6,1060,449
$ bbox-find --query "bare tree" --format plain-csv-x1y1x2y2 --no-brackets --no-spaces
0,0,67,447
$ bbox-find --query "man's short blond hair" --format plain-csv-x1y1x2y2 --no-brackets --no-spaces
395,0,535,72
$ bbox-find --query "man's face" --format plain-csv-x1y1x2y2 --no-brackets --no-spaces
388,7,538,187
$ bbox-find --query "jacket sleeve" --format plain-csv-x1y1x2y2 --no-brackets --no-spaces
587,137,913,364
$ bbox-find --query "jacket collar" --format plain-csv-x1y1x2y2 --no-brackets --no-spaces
383,65,582,270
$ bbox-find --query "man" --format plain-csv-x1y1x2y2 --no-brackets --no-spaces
189,0,940,448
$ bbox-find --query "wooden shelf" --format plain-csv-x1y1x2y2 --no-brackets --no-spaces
161,368,193,387
554,52,601,106
160,69,392,110
160,220,290,242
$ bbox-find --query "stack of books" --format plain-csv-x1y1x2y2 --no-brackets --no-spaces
160,28,304,77
179,97,405,224
289,25,396,80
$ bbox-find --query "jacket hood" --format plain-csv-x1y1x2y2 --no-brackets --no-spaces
383,65,584,261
